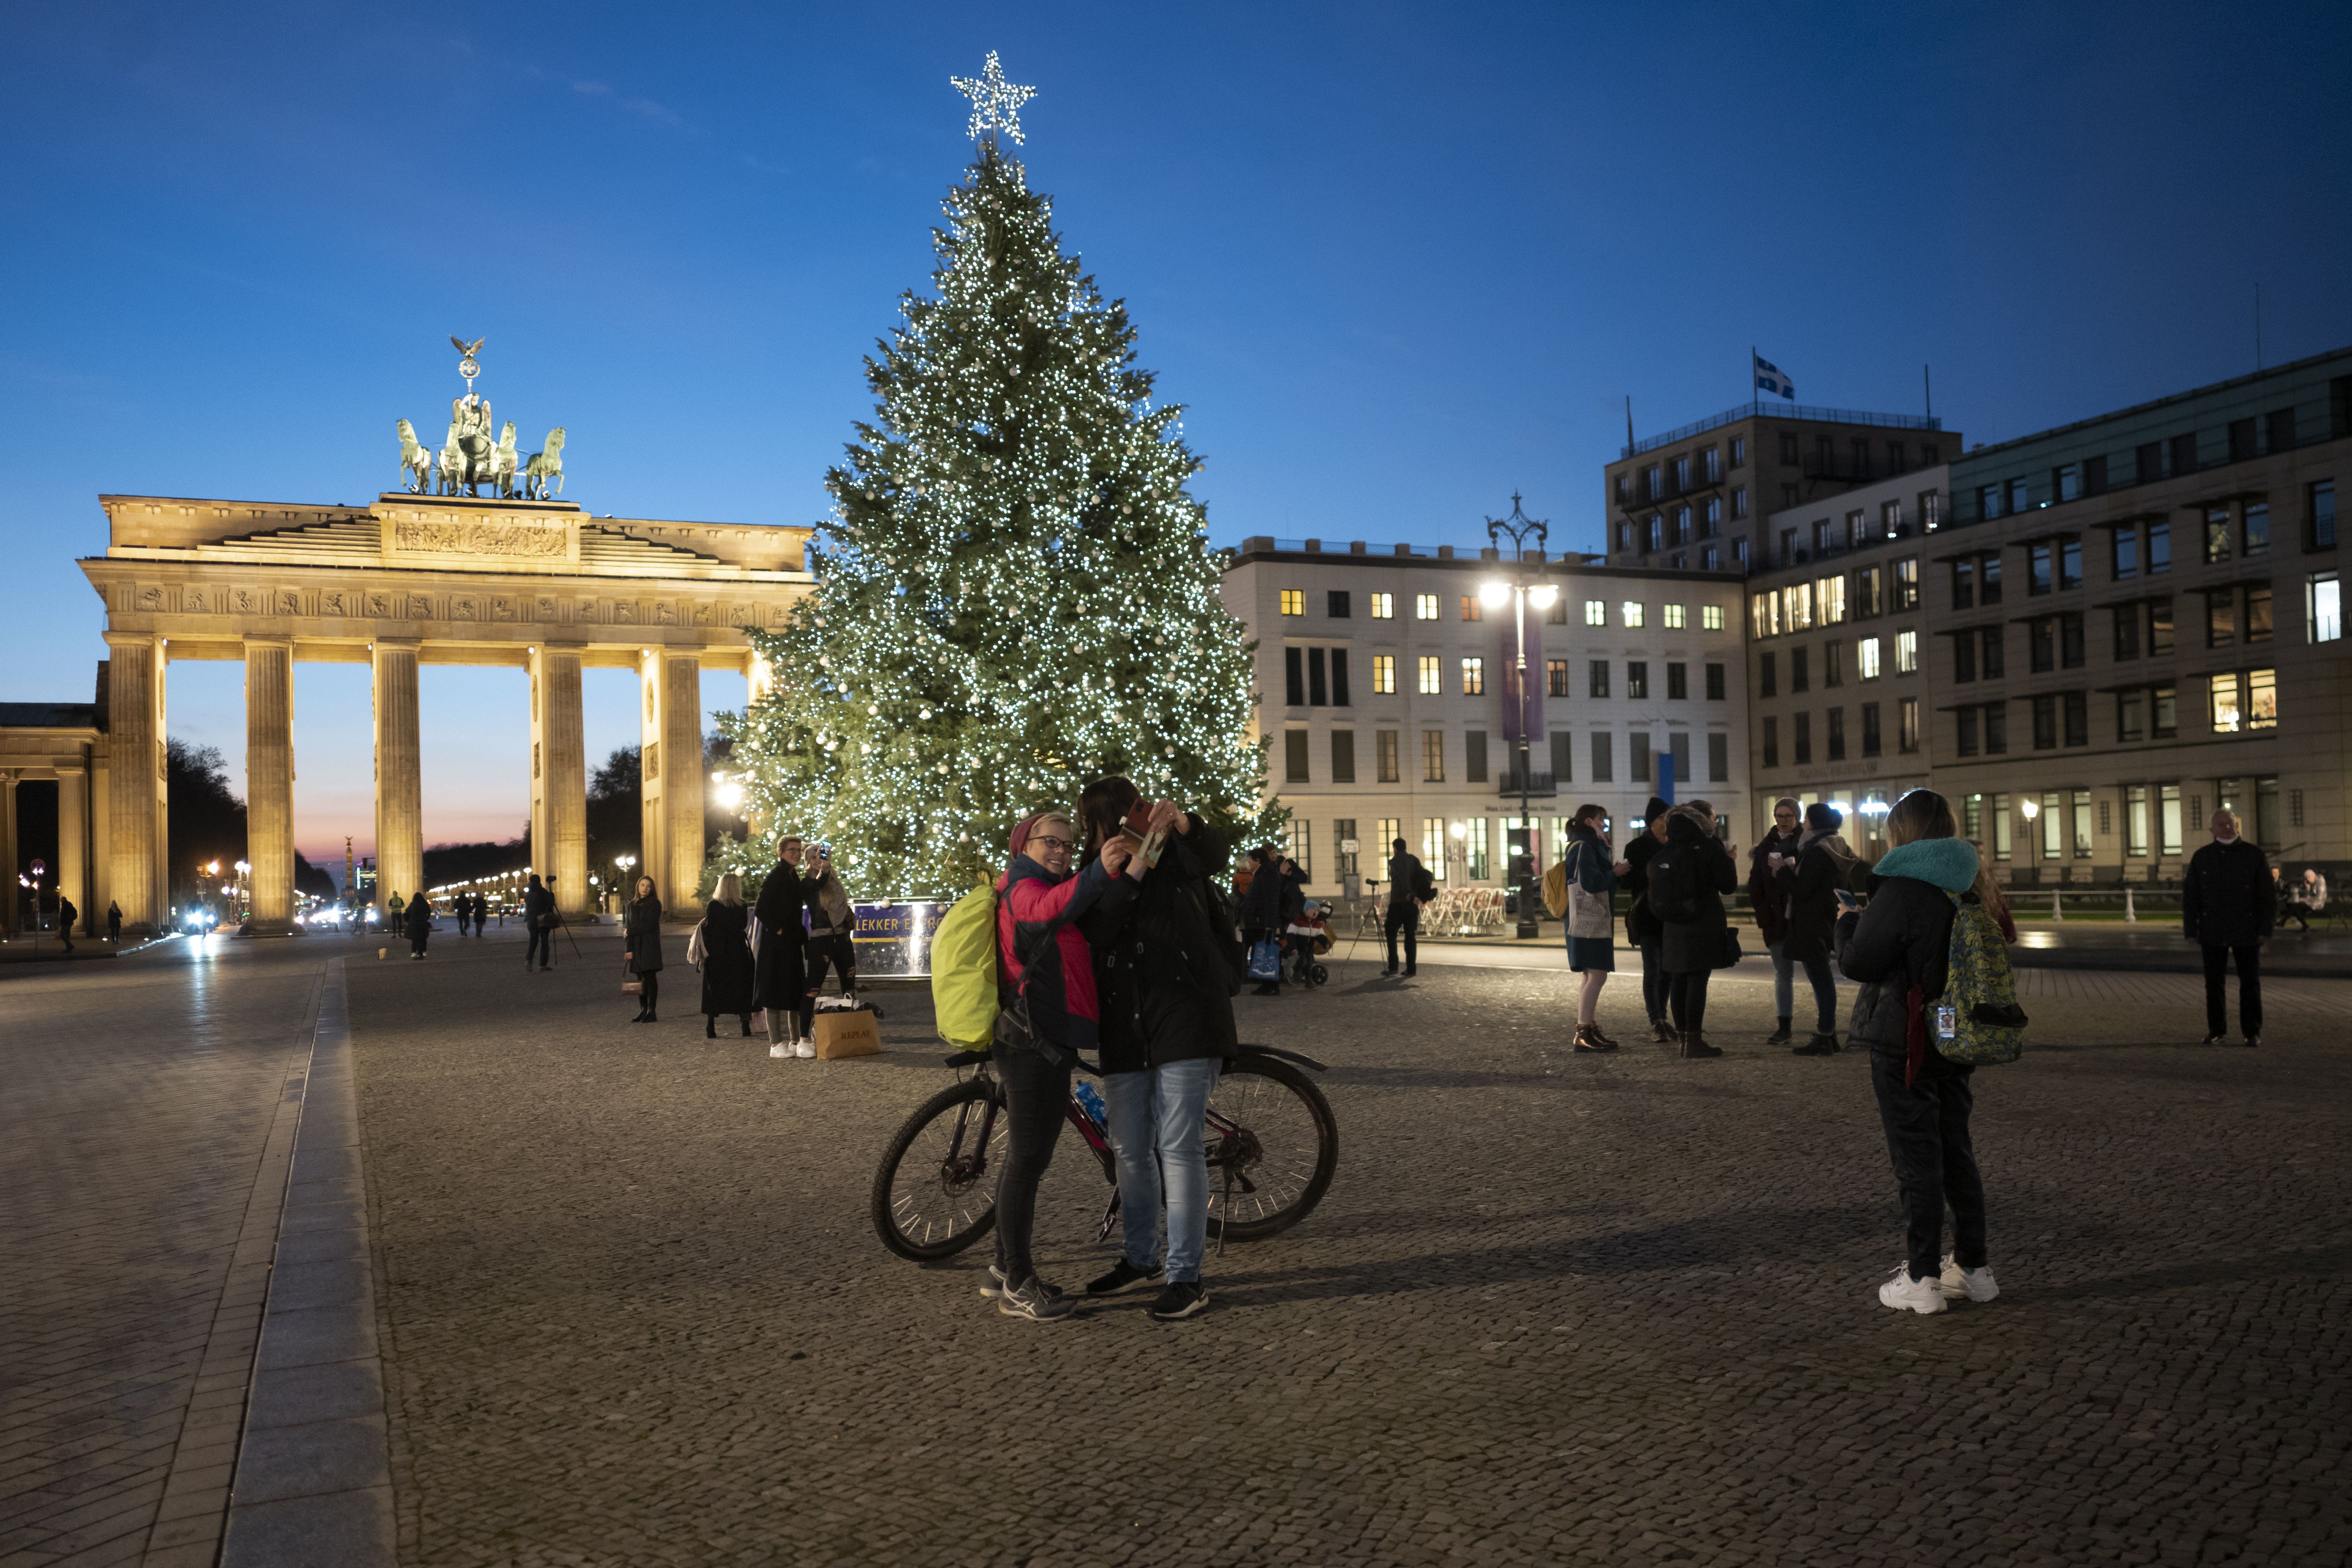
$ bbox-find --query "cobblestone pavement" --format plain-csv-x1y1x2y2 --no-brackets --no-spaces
343,926,2351,1568
1,938,324,1567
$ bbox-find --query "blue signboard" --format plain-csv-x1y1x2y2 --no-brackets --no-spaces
851,901,950,978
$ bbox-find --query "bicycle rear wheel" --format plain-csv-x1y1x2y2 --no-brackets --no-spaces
1204,1051,1338,1242
872,1075,1004,1261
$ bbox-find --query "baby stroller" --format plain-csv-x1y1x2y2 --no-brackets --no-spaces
1284,902,1333,988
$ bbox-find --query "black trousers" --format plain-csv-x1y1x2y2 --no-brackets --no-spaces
2201,943,2262,1036
1383,906,1419,971
1641,938,1670,1021
1871,1049,1987,1282
801,932,856,1031
991,1043,1073,1288
1800,956,1838,1033
634,971,659,1010
526,925,552,966
1667,970,1710,1035
409,932,428,957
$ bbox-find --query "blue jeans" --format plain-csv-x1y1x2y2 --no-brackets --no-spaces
1103,1058,1220,1283
1768,940,1795,1018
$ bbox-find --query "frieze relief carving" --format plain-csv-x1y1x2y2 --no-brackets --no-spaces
322,590,349,618
276,589,301,616
451,596,477,620
182,588,209,613
575,598,598,623
728,605,751,627
613,601,636,624
534,596,557,621
407,595,434,620
389,518,569,558
137,587,163,611
491,596,516,621
692,602,713,625
368,592,394,618
234,588,259,615
656,601,676,625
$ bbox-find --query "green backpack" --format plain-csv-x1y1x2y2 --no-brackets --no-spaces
1931,893,2028,1066
929,882,1001,1053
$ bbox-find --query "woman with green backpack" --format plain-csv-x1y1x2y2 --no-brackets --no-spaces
1836,788,2014,1317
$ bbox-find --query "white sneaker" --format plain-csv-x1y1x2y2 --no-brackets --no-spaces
793,1038,816,1059
1877,1263,1947,1315
1940,1255,1999,1302
769,1042,789,1059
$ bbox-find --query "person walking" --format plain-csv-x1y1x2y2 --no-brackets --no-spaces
1649,801,1737,1058
754,837,811,1055
1622,797,1675,1042
1749,797,1805,1043
57,895,78,952
623,875,664,1023
403,892,433,960
2183,810,2271,1046
799,846,858,1038
1240,845,1286,994
699,872,757,1038
1836,788,2004,1316
1560,804,1621,1052
107,900,122,943
522,874,555,969
1775,802,1859,1055
1382,837,1429,977
987,811,1132,1322
1077,779,1233,1321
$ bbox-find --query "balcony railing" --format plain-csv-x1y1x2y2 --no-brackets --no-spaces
1623,402,1943,459
1494,770,1558,798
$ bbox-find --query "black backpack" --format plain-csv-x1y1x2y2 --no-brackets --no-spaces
1645,841,1701,925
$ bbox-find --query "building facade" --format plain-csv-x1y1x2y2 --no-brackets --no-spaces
1603,402,1963,576
1223,537,1751,896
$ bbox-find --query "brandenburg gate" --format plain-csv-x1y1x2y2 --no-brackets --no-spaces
76,490,808,935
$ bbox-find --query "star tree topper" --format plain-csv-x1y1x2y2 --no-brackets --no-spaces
950,51,1035,145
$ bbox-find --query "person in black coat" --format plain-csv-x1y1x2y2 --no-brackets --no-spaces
1075,778,1238,1321
1622,796,1673,1039
403,892,433,960
1383,838,1429,977
107,901,122,943
624,876,664,1022
1239,846,1286,995
1649,803,1737,1057
1774,802,1860,1054
57,895,77,951
699,872,757,1038
2183,809,2273,1045
753,837,811,1053
522,874,555,970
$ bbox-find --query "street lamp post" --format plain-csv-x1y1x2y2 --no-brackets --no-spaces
1481,494,1558,939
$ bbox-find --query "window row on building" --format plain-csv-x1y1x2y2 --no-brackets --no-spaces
1751,559,1922,636
1758,700,1922,767
1280,726,1732,787
1283,647,1734,704
1939,671,2277,759
1958,777,2284,863
1279,589,1730,631
1757,634,1920,695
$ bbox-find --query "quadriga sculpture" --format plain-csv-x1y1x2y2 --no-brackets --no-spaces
523,428,567,500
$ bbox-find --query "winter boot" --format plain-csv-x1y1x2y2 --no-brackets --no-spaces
1765,1017,1793,1045
1679,1031,1723,1058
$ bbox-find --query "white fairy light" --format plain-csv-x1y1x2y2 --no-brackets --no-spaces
950,51,1036,146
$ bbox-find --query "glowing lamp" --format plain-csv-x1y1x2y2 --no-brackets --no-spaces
1478,581,1511,611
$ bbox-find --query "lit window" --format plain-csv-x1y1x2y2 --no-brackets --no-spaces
1415,594,1440,621
1663,604,1687,629
2211,673,2241,733
1750,592,1779,638
1859,637,1882,679
1422,731,1446,782
1896,629,1919,673
2248,668,2277,729
1369,592,1394,619
1621,601,1645,628
1417,656,1442,695
2309,573,2341,643
1583,599,1606,627
1781,582,1814,630
1372,654,1396,694
1460,657,1485,695
1702,604,1724,631
1280,589,1303,616
1459,595,1483,622
1816,575,1847,625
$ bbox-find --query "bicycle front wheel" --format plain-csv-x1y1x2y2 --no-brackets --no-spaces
872,1075,1004,1262
1204,1051,1338,1242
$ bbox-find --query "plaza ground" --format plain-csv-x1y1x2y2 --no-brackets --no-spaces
4,923,2349,1567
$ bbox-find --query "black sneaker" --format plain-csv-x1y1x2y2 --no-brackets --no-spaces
1765,1021,1793,1045
2242,1034,2260,1048
997,1277,1076,1321
1147,1280,1209,1321
2201,1032,2226,1045
1792,1033,1840,1056
1087,1258,1159,1296
979,1264,1009,1299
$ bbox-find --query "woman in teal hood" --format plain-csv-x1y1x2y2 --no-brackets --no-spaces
1835,788,2007,1319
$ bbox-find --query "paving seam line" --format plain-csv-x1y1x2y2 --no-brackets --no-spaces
134,964,324,1566
220,957,397,1567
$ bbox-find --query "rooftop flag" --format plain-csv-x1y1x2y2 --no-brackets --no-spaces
1754,353,1796,401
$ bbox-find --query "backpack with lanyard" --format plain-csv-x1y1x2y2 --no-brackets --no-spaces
1903,891,2028,1083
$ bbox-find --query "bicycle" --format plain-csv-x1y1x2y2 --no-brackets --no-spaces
870,1045,1339,1264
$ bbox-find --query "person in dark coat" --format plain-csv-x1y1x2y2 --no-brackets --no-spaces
1277,855,1313,983
403,892,433,960
1239,846,1286,994
1076,778,1235,1321
1774,802,1860,1055
1835,788,2002,1316
107,901,122,943
2183,809,2272,1046
1383,838,1429,977
799,849,858,1038
1650,803,1737,1058
699,872,757,1037
522,874,555,970
57,895,77,951
753,837,810,1054
1749,797,1804,1041
624,876,664,1022
1622,796,1674,1041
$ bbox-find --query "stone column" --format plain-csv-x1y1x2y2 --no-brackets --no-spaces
637,650,666,906
661,654,705,916
0,774,17,940
372,640,423,915
103,632,164,935
529,645,589,920
57,760,88,934
244,638,296,934
89,746,111,934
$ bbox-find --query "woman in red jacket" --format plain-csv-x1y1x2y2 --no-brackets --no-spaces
987,812,1132,1321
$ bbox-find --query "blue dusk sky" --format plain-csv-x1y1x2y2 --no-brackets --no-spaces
3,2,2349,867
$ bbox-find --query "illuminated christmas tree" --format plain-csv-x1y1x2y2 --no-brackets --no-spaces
712,57,1278,899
